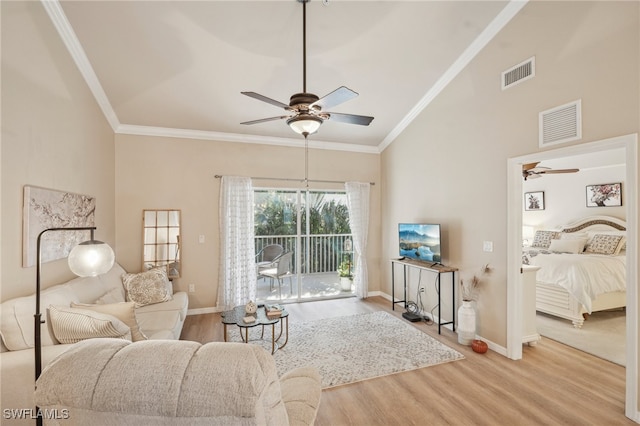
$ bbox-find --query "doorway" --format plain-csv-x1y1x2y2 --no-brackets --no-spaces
506,133,638,420
253,188,356,303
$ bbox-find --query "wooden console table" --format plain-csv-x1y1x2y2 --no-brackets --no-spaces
391,259,458,334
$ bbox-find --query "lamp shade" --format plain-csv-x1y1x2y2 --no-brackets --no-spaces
287,114,322,135
68,240,115,277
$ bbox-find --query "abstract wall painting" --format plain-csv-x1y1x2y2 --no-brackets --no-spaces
23,186,96,267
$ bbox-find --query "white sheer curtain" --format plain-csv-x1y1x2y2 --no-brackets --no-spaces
345,182,370,299
217,176,256,310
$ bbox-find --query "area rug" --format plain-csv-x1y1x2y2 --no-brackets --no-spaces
226,311,464,388
536,310,625,366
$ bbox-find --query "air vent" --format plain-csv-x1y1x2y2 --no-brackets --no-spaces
539,99,582,147
502,57,535,90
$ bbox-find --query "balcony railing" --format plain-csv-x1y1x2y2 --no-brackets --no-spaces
255,234,352,274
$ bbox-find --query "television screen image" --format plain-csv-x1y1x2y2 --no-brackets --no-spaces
398,223,441,263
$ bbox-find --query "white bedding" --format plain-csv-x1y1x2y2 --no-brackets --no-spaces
523,248,626,313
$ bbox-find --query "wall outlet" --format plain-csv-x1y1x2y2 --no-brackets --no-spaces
420,287,425,293
198,235,205,244
483,241,494,252
188,284,196,293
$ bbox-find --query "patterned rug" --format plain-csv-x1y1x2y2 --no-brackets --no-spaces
227,311,464,388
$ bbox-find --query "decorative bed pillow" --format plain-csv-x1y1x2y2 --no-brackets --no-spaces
548,238,587,254
584,234,626,255
122,268,173,308
48,305,132,344
531,230,560,248
71,302,147,341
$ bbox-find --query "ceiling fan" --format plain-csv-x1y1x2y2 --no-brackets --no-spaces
240,0,374,137
522,162,579,180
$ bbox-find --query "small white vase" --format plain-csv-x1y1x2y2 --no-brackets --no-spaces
340,277,352,291
457,300,476,345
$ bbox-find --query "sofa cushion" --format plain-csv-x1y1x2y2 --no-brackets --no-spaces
35,340,294,425
71,302,147,342
122,268,173,307
67,263,127,304
0,285,78,351
48,305,132,344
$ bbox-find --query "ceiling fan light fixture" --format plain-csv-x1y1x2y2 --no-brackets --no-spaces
287,114,322,135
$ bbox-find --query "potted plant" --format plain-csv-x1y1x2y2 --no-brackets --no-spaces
337,257,353,291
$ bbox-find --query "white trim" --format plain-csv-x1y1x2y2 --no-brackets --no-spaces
40,0,120,131
378,0,529,153
507,133,638,421
116,124,379,154
187,306,221,316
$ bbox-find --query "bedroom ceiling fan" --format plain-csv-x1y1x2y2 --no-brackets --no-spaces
522,162,580,180
240,0,374,137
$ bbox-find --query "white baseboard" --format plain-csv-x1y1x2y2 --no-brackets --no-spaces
378,291,508,357
187,306,221,315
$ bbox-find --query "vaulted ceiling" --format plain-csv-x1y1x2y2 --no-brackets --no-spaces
46,0,520,152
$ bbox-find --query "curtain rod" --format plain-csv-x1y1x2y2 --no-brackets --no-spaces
214,175,375,186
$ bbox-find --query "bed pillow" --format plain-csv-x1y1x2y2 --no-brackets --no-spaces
531,230,560,248
121,268,173,308
548,238,588,254
48,305,132,344
71,301,147,342
560,232,588,241
584,234,626,255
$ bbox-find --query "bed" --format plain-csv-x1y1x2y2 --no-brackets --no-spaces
522,215,627,328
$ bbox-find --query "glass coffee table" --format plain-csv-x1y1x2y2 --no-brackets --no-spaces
221,305,289,354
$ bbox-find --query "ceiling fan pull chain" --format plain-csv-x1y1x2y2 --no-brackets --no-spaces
304,134,309,188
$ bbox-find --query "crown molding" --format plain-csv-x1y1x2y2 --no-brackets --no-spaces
378,0,529,153
116,125,380,154
41,0,121,131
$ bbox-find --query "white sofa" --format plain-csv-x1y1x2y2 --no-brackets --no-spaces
0,264,188,424
35,339,322,426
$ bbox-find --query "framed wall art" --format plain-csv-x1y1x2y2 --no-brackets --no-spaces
586,183,622,207
23,185,96,267
524,191,545,211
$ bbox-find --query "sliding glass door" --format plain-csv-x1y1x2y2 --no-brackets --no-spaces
254,188,354,303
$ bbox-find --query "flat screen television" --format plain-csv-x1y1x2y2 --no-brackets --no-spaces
398,223,441,263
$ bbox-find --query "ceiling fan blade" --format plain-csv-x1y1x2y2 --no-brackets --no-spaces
326,112,374,126
241,116,289,125
522,162,540,171
311,86,358,111
540,168,580,174
241,92,291,110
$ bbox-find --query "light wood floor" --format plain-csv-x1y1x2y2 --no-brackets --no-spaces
181,296,633,426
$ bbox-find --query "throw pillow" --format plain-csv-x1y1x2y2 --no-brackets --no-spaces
548,238,587,254
584,234,626,255
122,268,173,308
71,301,147,341
531,230,560,248
48,305,132,344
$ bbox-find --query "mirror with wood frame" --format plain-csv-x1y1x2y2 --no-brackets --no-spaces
142,209,181,278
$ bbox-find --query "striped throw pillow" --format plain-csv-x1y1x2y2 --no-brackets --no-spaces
48,305,132,344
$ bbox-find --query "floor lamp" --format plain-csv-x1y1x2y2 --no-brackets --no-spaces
34,227,114,426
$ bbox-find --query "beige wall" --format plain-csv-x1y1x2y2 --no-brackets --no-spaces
381,1,639,346
1,1,116,302
115,134,381,309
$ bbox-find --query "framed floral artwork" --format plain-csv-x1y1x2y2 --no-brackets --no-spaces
524,191,545,211
586,183,622,207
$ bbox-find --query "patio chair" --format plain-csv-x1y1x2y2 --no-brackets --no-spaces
259,251,294,299
256,244,284,278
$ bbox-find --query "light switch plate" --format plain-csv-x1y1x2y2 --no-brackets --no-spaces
483,241,494,252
